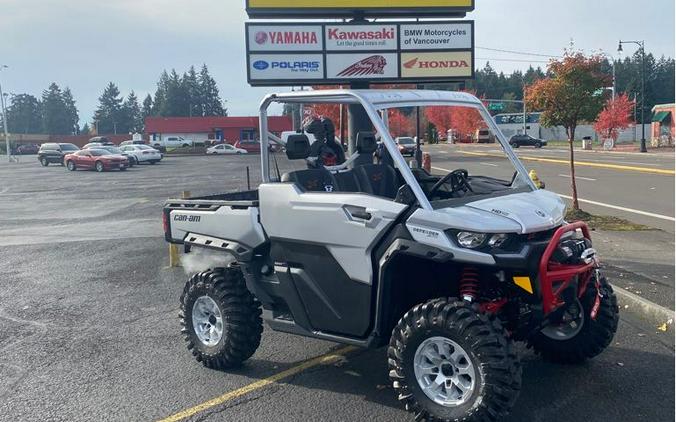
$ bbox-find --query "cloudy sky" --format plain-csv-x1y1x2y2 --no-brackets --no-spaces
2,0,674,124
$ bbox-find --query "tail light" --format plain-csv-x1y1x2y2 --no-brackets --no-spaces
162,211,169,235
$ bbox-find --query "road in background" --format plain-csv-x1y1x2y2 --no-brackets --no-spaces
425,144,675,232
0,155,673,422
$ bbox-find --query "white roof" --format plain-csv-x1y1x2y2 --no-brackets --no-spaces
263,89,483,109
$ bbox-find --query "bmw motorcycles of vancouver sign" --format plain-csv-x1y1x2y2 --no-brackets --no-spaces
246,21,474,86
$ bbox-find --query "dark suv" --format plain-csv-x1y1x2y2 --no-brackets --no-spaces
37,143,80,166
509,134,547,148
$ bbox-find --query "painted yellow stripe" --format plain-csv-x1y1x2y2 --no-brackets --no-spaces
458,151,675,176
157,346,357,422
249,0,471,7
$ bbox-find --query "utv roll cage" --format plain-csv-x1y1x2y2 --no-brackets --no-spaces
258,89,537,209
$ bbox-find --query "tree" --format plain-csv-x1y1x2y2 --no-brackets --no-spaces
142,94,153,120
451,105,485,140
163,69,189,117
387,109,413,137
41,83,72,135
93,82,123,134
425,106,454,137
80,122,90,135
6,94,42,134
594,94,634,142
199,64,225,116
61,88,79,135
525,52,610,210
122,91,143,133
184,66,202,117
152,70,170,116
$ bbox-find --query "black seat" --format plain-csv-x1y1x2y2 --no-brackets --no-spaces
355,164,400,199
281,134,338,192
333,170,360,192
281,169,338,193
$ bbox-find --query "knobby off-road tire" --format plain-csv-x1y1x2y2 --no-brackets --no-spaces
179,267,263,369
388,298,521,422
530,276,619,364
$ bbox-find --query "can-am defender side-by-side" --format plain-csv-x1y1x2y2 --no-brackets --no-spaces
163,90,619,422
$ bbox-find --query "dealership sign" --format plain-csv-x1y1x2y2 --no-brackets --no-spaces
246,0,474,18
246,21,474,85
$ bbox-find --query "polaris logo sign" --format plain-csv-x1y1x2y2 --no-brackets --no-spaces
245,21,474,85
249,54,324,81
325,25,398,51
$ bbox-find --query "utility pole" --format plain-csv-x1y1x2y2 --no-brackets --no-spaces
618,40,647,152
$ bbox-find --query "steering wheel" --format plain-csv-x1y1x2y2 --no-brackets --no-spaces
429,169,473,198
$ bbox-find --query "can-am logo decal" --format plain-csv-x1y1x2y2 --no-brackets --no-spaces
403,57,470,69
256,30,318,45
337,55,387,77
252,60,269,70
327,28,395,41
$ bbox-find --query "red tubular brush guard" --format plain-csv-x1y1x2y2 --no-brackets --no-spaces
539,221,595,315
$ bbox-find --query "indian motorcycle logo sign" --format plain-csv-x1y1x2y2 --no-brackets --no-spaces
337,55,388,77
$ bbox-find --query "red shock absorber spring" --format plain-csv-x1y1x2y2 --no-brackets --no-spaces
459,266,480,302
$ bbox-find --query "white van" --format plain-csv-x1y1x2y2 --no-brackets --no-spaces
150,136,194,149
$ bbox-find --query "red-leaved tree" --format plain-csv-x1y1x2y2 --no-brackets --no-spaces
388,109,414,137
425,106,453,137
594,94,634,142
424,91,486,142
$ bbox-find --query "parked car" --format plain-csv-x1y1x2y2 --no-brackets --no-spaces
37,143,80,166
13,144,39,155
509,134,547,148
234,140,263,153
395,136,416,157
87,136,115,146
150,136,194,149
119,144,163,164
119,140,146,147
85,144,135,167
206,144,248,155
64,149,129,172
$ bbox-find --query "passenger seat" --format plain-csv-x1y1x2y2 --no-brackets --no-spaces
280,134,338,193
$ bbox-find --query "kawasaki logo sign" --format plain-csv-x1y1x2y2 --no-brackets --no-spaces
246,21,474,85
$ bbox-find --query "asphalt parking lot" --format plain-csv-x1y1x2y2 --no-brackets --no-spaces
0,154,673,422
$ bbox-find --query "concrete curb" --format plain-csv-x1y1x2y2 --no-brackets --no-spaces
612,283,674,331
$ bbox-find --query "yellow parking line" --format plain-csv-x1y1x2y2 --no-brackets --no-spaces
156,345,357,422
458,151,675,175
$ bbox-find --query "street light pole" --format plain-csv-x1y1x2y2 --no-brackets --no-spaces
618,40,647,152
0,65,11,162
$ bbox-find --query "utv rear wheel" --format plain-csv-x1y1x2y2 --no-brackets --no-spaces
180,267,263,369
388,299,521,422
530,276,619,364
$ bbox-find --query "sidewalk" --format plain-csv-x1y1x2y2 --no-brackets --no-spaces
594,229,675,311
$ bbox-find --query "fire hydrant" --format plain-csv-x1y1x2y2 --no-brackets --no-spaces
529,170,545,189
422,152,431,173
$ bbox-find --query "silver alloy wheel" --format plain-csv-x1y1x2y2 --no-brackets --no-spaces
414,337,476,407
192,295,224,347
541,299,585,340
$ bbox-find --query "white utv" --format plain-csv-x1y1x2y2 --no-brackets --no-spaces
163,90,618,422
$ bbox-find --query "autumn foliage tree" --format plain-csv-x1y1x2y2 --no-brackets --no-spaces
525,52,610,210
388,109,414,137
425,91,485,142
594,94,634,142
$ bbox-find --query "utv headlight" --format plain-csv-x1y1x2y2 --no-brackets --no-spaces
487,233,509,248
456,231,487,249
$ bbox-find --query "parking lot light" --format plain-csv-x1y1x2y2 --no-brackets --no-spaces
618,40,647,153
0,64,11,162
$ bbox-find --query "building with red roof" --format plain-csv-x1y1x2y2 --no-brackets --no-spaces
144,115,292,144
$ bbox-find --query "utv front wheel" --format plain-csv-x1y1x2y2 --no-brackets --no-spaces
530,276,619,364
180,267,263,369
388,299,521,422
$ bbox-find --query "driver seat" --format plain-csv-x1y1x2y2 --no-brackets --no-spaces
352,132,400,199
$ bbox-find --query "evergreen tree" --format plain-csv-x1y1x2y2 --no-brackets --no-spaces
62,87,79,134
41,83,71,135
199,64,225,116
80,122,90,135
6,94,42,134
163,69,189,116
142,94,153,119
152,70,170,116
183,66,202,117
93,82,123,134
121,91,142,133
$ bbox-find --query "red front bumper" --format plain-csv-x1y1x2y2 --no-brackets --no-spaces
538,221,596,315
